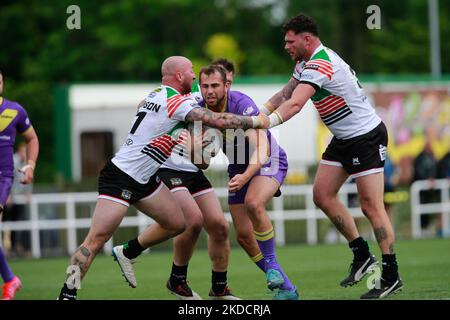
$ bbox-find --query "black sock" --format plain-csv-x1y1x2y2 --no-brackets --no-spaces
381,254,399,282
123,237,145,259
348,237,370,261
59,283,77,300
212,270,227,293
170,263,188,286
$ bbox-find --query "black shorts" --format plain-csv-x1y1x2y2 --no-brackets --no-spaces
321,121,388,178
157,168,213,197
98,161,162,206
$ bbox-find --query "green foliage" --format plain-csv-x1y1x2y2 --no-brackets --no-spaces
204,33,245,71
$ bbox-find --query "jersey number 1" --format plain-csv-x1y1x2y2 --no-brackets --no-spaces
130,111,146,134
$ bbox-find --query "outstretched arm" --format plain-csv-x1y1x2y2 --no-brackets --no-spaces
262,83,316,129
260,77,300,115
185,107,259,130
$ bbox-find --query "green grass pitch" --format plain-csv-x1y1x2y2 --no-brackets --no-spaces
8,238,450,300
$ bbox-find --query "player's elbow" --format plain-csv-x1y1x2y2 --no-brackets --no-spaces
290,100,303,114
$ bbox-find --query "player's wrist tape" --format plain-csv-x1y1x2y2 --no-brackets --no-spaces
260,101,275,115
20,164,35,172
268,111,283,128
251,114,266,128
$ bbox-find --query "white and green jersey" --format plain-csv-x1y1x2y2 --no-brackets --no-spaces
293,44,381,139
160,83,203,172
112,85,199,183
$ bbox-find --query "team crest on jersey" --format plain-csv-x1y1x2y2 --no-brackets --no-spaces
352,157,360,166
170,178,182,186
121,189,132,200
243,106,255,115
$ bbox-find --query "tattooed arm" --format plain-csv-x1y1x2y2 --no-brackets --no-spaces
185,107,259,130
263,83,316,129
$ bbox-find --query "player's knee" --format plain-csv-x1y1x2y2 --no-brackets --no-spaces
313,189,329,209
245,197,264,215
360,200,384,219
159,214,186,235
185,214,203,235
171,217,187,234
174,222,186,235
188,223,202,237
210,220,229,242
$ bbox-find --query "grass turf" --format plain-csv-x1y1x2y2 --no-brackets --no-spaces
8,238,450,300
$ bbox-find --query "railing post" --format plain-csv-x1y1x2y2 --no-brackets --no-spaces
411,181,422,239
137,210,148,234
30,198,41,258
441,180,450,237
273,195,285,247
66,196,77,254
306,190,318,245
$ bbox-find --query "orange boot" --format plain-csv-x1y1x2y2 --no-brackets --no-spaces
2,276,22,300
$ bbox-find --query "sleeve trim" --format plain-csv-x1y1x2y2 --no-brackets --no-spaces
299,80,320,92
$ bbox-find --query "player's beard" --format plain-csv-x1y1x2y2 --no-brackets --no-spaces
295,46,308,62
206,93,225,112
181,82,191,94
213,94,226,111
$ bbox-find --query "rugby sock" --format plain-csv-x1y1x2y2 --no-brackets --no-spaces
122,237,145,259
170,263,188,287
349,236,370,261
381,254,399,282
58,283,77,300
0,247,14,282
255,227,295,291
211,270,227,293
250,252,266,272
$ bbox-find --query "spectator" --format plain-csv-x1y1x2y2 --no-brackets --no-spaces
413,140,439,231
